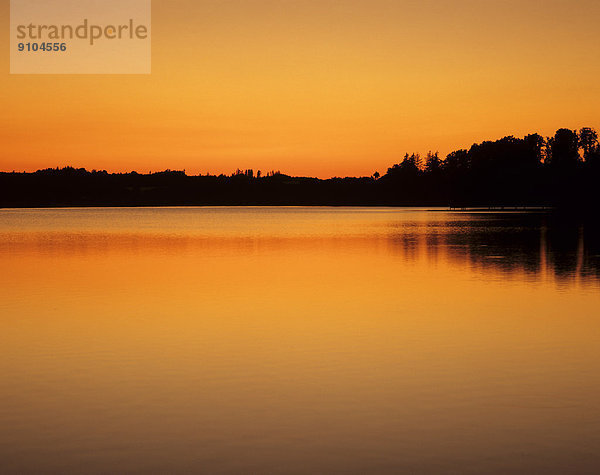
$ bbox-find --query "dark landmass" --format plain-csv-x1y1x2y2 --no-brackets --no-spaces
2,128,599,208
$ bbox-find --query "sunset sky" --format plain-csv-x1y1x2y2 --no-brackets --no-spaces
2,0,600,178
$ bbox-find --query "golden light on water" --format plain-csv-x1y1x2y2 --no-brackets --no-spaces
1,209,599,472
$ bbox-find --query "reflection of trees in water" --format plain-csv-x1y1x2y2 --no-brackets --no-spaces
387,214,600,284
545,216,600,282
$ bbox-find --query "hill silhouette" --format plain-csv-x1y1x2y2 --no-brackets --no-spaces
1,128,599,208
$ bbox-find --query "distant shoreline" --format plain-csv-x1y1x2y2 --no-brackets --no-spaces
0,204,559,213
0,202,556,211
2,127,599,209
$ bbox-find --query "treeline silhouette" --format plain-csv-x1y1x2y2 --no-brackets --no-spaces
1,127,599,208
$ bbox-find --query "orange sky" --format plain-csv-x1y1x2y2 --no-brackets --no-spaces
1,0,600,178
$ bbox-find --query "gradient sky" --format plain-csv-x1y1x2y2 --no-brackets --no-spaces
1,0,600,177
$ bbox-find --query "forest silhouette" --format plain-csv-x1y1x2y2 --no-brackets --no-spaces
2,127,599,208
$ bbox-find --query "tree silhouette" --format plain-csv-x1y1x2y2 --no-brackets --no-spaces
425,151,442,173
1,128,599,209
547,129,580,169
579,127,598,161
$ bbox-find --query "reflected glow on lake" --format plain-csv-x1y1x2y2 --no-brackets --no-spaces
1,208,599,473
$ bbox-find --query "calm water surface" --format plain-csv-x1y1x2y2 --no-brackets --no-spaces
1,207,599,474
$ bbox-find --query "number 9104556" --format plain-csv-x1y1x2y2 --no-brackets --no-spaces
18,42,67,52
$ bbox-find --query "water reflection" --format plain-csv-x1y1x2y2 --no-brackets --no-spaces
1,211,599,288
386,213,600,284
1,209,600,474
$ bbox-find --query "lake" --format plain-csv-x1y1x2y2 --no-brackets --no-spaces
1,207,599,474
